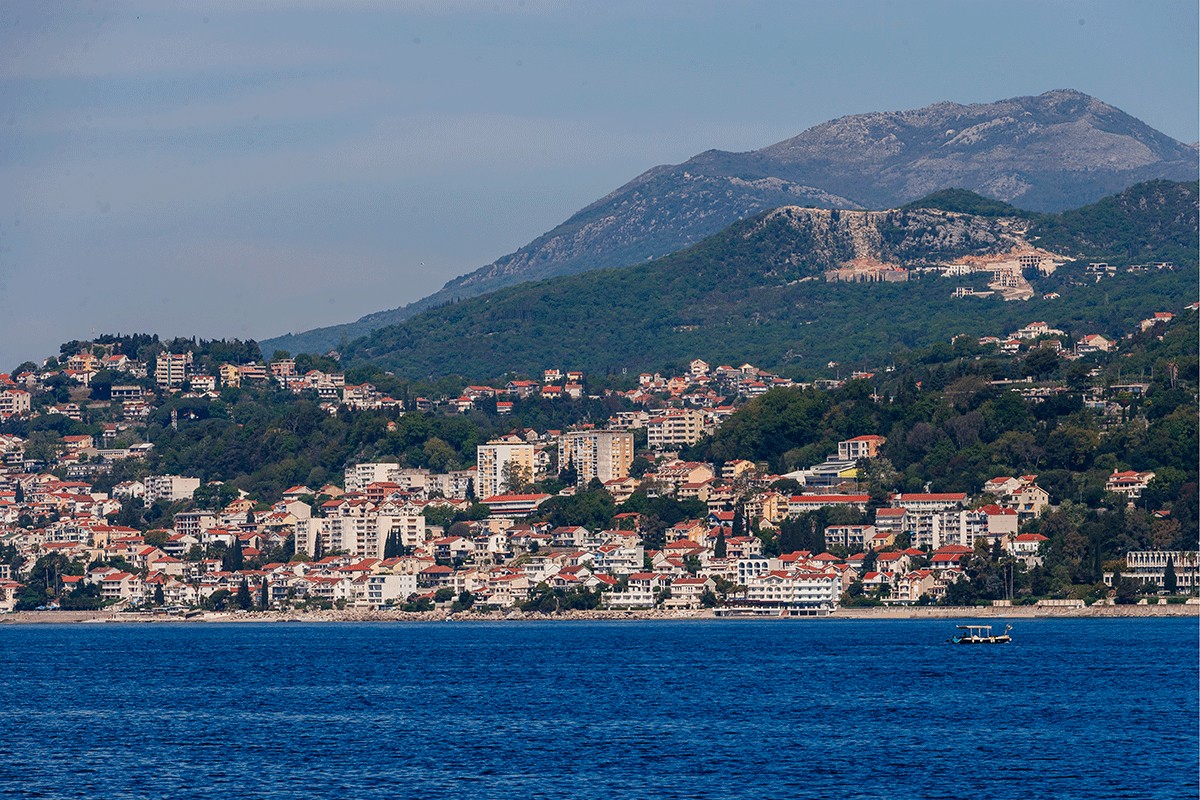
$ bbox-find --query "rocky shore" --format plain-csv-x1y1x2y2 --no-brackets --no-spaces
3,602,1196,625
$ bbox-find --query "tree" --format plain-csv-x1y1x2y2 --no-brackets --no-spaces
1163,556,1178,594
714,528,727,559
259,576,270,609
558,456,579,487
222,537,244,572
13,483,24,504
235,579,253,610
500,461,533,494
732,502,745,539
153,584,165,606
206,588,231,611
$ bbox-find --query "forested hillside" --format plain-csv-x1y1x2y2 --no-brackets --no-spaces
339,181,1197,380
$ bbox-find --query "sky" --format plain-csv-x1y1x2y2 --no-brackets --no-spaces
1,0,1197,369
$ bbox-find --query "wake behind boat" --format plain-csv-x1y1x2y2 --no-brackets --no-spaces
950,624,1013,644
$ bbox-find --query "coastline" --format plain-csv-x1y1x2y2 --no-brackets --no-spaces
2,603,1196,625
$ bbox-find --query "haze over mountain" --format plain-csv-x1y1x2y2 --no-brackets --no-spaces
337,181,1198,381
264,90,1198,356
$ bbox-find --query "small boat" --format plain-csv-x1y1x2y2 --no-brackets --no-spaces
949,624,1012,644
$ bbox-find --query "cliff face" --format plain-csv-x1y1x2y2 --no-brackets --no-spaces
262,90,1197,356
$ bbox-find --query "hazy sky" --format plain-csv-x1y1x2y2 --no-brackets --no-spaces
2,0,1197,369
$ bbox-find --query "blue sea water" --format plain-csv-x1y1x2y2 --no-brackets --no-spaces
0,617,1196,800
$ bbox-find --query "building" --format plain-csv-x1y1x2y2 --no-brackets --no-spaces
479,493,552,519
559,430,634,488
345,462,401,493
891,493,966,548
824,524,877,550
0,389,32,418
646,409,709,450
143,475,201,505
837,435,886,461
155,352,193,388
1120,551,1199,593
787,494,870,516
476,440,536,499
1105,470,1156,501
1076,334,1114,355
744,570,841,611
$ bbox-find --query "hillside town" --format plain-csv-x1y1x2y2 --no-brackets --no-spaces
0,302,1197,616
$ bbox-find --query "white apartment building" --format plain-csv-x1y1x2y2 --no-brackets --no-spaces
173,511,217,540
353,573,419,608
559,430,634,487
476,440,536,499
891,493,966,548
296,512,426,558
745,570,840,610
144,475,201,505
344,462,402,493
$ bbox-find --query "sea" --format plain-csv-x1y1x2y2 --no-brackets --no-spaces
0,617,1196,800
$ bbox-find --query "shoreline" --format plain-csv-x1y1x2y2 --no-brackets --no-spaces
2,603,1196,625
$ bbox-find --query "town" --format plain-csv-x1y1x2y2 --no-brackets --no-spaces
0,303,1197,617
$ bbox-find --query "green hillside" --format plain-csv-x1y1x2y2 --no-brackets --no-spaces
341,181,1198,380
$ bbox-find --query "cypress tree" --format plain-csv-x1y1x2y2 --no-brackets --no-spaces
236,579,252,610
1163,556,1178,594
153,584,165,606
14,483,24,504
259,576,269,610
714,528,727,559
223,536,244,572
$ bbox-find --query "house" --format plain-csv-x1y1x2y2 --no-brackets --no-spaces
664,576,715,609
1139,312,1174,331
1007,484,1050,520
1105,470,1155,501
1076,334,1114,354
607,572,671,609
1008,533,1048,565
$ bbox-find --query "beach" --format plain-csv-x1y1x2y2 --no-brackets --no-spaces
3,601,1196,625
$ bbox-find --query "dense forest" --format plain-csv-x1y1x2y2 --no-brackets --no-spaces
338,181,1197,380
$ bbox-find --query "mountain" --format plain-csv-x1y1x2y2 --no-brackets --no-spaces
339,181,1198,380
264,90,1198,356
